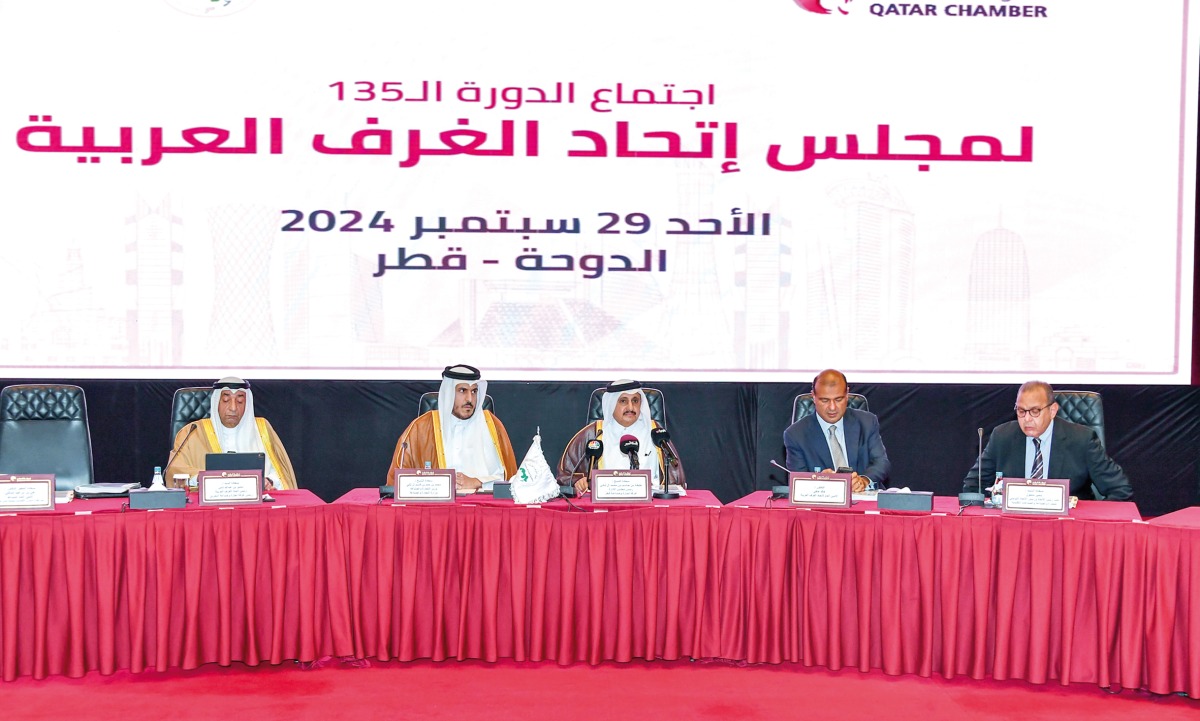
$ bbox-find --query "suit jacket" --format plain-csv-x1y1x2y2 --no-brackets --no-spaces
783,408,891,487
961,419,1132,501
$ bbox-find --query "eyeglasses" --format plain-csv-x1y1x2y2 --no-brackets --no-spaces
1014,403,1053,418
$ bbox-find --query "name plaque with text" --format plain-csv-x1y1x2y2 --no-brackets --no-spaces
591,469,652,503
0,474,55,511
789,471,852,509
394,468,455,503
1002,478,1070,516
198,470,263,506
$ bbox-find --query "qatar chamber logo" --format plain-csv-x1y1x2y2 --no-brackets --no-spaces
794,0,854,14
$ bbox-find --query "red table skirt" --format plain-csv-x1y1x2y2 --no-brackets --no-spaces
1,489,1197,699
337,502,721,664
0,492,353,680
715,505,1200,697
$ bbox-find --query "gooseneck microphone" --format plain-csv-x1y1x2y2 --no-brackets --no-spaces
383,440,410,499
769,459,792,498
958,427,987,507
162,422,199,485
398,440,410,468
619,435,640,469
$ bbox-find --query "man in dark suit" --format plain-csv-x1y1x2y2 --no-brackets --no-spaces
784,369,891,492
962,380,1132,501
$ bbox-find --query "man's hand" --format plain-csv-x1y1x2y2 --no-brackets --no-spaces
826,468,868,493
455,472,483,491
573,475,589,494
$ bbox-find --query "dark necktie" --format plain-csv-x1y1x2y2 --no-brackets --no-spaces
1031,437,1044,479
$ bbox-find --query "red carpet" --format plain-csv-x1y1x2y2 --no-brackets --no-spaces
2,660,1194,721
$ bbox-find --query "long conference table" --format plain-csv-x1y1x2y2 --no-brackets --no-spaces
0,487,1196,699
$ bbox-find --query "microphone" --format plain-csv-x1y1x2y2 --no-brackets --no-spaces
585,438,603,471
650,427,679,466
619,435,640,469
649,426,681,499
163,422,198,486
383,440,410,499
561,431,603,498
959,427,987,507
769,459,791,497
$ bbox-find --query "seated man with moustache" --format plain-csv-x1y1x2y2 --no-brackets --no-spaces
164,376,298,490
556,379,686,495
963,380,1132,501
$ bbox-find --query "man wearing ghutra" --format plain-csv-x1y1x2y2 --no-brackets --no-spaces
386,364,519,491
556,379,686,495
163,377,298,490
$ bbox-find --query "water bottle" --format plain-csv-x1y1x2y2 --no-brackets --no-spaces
150,465,166,491
991,472,1004,508
424,460,432,470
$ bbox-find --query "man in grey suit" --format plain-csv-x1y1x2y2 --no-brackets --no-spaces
783,369,891,492
963,380,1133,501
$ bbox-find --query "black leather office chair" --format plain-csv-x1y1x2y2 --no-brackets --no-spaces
586,387,666,425
170,386,213,442
1053,390,1105,448
418,392,495,415
791,393,869,424
0,384,94,491
1053,390,1107,500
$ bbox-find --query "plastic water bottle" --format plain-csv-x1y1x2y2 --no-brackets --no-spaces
991,472,1004,508
424,460,432,469
150,465,166,491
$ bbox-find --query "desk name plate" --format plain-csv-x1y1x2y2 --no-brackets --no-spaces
0,474,55,511
1002,478,1070,516
394,468,455,502
198,470,263,506
788,471,852,509
591,469,652,503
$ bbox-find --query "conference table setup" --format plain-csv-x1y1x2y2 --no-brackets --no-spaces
7,3,1200,719
2,477,1190,695
1,481,1198,700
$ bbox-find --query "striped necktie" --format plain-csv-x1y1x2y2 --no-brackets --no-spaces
1031,437,1044,479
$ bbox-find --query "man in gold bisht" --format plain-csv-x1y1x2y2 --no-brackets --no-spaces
164,376,298,490
386,364,518,491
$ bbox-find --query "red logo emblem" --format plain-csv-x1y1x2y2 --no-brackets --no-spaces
794,0,853,14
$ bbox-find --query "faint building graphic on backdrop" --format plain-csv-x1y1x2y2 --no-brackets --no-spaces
124,197,185,366
734,200,791,369
806,178,915,363
966,225,1031,366
207,205,277,364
